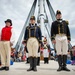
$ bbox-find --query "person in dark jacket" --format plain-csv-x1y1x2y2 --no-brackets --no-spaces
23,16,42,71
51,10,71,71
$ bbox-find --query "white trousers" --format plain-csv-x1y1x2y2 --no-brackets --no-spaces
0,41,11,67
43,49,49,57
55,34,68,55
27,38,39,57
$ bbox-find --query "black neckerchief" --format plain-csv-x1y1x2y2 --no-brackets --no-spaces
29,23,37,27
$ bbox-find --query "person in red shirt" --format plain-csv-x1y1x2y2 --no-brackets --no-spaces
0,19,15,71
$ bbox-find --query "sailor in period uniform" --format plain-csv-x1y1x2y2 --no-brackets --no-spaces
23,16,42,71
43,37,49,64
51,10,71,71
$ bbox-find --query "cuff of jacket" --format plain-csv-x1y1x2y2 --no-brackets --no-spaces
23,40,27,43
39,40,42,43
67,36,71,41
51,36,55,41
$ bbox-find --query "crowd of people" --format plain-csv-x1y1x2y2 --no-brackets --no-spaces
10,44,75,64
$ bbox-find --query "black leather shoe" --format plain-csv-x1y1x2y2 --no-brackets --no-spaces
63,67,70,71
0,67,6,70
27,67,33,71
33,67,37,71
57,67,62,71
5,67,9,71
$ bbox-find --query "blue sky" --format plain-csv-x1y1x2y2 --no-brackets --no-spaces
0,0,75,46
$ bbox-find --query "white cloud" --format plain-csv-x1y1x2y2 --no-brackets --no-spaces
0,0,34,47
